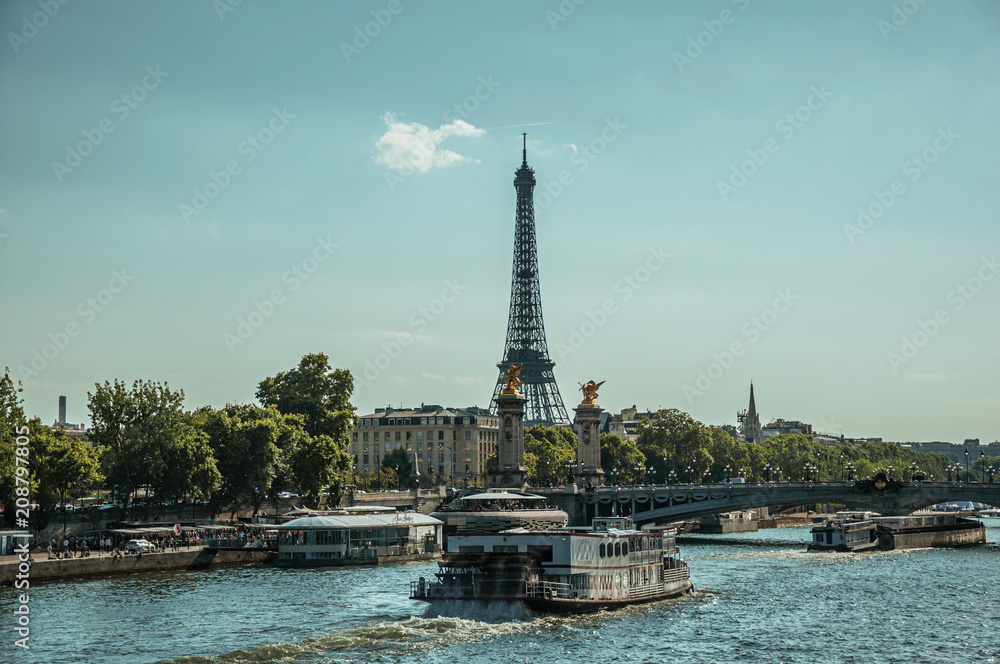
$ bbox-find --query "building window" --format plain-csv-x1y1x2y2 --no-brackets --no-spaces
352,432,357,441
439,453,445,463
465,431,471,441
363,432,369,442
363,454,369,464
374,432,380,442
405,418,411,425
395,431,401,441
406,431,412,440
438,431,444,440
417,431,423,440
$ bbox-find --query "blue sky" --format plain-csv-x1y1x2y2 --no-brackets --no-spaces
1,0,998,443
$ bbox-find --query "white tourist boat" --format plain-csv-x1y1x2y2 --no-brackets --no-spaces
410,516,692,614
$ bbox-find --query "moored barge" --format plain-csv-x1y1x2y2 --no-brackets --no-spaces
808,512,985,552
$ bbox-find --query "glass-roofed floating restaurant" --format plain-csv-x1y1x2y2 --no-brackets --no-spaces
275,506,443,567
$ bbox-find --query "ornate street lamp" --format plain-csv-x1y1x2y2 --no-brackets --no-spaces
668,469,678,484
965,448,970,483
724,464,732,484
980,451,986,483
763,463,771,482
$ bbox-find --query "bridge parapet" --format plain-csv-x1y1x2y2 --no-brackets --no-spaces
536,481,1000,526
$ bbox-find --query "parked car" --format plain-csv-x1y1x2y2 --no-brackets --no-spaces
125,539,155,553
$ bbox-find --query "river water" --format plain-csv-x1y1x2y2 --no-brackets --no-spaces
4,519,998,664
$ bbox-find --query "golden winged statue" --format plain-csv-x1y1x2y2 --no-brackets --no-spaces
502,364,524,395
579,380,605,406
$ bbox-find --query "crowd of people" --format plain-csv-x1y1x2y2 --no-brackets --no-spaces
42,532,201,560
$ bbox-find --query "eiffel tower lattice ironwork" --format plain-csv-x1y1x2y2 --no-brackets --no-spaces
491,135,570,425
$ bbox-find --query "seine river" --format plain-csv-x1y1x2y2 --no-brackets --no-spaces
4,520,998,664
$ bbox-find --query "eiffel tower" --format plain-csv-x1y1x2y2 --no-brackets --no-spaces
491,135,570,425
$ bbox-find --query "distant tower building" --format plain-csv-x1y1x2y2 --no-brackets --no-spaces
58,396,67,426
490,135,570,425
737,383,763,444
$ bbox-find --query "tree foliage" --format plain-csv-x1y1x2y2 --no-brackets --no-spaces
87,379,214,518
524,425,576,486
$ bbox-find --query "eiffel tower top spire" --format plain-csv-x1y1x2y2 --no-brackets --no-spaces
491,136,570,425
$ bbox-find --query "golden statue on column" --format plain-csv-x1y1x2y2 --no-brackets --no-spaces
579,380,605,406
501,364,524,396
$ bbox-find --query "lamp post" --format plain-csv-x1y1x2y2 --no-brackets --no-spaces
845,462,854,482
989,465,996,484
668,469,678,484
724,464,732,484
764,464,771,482
686,465,693,484
965,448,970,483
739,467,746,483
980,451,986,483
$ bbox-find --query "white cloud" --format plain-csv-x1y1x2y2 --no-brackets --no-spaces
453,376,484,384
904,373,953,381
387,375,409,385
422,372,447,382
374,112,485,173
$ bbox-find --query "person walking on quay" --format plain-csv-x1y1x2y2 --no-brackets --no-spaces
47,542,53,559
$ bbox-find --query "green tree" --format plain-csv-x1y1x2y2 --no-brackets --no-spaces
87,379,193,519
197,404,289,517
29,419,102,538
382,448,412,488
256,353,355,501
524,425,576,486
636,409,713,481
600,433,646,484
256,353,355,438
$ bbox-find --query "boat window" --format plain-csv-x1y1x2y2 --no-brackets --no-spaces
614,542,621,556
599,543,606,558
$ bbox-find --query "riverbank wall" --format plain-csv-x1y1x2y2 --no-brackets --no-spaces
1,548,274,586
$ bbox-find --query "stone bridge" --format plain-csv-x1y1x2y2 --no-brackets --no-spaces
538,481,1000,526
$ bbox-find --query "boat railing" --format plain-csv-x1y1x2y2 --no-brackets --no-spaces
525,580,574,600
662,567,689,584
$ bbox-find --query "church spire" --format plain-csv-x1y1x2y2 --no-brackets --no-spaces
738,382,763,444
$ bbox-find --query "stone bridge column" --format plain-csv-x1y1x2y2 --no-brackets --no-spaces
490,390,528,488
574,403,605,488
